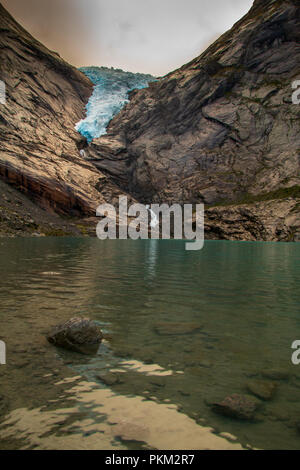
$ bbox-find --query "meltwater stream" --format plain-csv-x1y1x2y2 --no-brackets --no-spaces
76,67,155,142
0,239,300,450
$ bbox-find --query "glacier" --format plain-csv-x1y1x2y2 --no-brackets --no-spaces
76,66,156,142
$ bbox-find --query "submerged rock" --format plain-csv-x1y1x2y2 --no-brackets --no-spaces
154,322,203,336
212,394,259,421
97,372,123,386
262,369,290,381
246,380,277,401
47,317,103,355
219,432,238,443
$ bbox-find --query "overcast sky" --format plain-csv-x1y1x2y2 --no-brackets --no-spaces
2,0,254,76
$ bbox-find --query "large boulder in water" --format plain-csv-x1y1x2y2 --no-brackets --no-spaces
47,317,103,355
212,394,259,421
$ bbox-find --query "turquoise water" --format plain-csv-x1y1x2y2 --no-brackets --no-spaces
0,238,299,449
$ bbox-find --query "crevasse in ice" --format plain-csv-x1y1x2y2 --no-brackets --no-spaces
76,66,156,142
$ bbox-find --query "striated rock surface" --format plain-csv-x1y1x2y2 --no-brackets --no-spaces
47,317,103,355
0,3,126,219
0,179,84,237
87,0,300,241
205,196,300,242
262,369,290,381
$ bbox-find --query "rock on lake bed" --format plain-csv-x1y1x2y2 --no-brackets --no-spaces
47,317,103,355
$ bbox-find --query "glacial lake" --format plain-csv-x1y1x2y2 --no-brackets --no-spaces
0,238,299,450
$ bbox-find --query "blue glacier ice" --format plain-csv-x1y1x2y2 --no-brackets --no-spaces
76,66,156,142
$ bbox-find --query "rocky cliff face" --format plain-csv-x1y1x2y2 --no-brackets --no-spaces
86,0,300,240
206,197,300,242
0,2,127,222
0,0,299,241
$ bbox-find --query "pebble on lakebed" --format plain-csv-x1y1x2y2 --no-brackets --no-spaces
47,317,103,355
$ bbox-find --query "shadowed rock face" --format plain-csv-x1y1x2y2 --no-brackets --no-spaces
88,0,300,211
205,197,300,242
0,2,125,216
